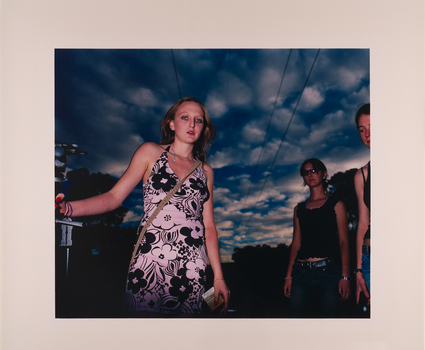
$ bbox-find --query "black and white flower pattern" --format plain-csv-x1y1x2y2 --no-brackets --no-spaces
126,147,210,315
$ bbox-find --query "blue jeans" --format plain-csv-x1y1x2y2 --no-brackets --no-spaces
290,260,342,318
362,253,370,292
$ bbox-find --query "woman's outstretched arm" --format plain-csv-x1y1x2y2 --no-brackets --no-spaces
56,142,157,217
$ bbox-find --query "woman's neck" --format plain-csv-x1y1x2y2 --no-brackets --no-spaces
308,187,327,202
170,142,194,160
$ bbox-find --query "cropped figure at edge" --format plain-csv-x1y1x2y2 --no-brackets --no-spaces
56,96,230,316
283,158,351,317
353,103,371,307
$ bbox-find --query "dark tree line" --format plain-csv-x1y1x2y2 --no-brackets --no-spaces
55,172,137,317
228,244,291,317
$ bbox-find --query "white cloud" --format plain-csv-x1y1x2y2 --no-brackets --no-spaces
299,110,346,147
123,210,142,224
337,67,364,90
242,122,266,144
127,87,157,107
216,220,235,230
205,94,228,118
209,148,240,169
228,75,253,106
257,67,285,109
300,86,324,110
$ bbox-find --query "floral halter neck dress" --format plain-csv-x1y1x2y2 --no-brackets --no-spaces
125,146,209,315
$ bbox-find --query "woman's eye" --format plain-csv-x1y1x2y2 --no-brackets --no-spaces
196,118,203,123
181,116,188,120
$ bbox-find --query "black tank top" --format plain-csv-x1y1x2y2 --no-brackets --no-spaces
295,196,341,261
361,162,370,239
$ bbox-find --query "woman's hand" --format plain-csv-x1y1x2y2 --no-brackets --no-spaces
338,278,351,300
356,273,370,305
283,277,292,298
55,193,67,214
338,278,351,301
213,278,230,315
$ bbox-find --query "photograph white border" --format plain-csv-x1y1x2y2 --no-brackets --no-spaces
1,0,424,349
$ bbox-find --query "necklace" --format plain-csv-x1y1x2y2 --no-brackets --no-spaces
308,196,328,202
170,145,193,162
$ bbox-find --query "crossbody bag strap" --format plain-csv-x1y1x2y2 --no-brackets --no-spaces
127,159,201,273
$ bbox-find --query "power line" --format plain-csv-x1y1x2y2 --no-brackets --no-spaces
235,49,293,229
171,49,182,99
240,49,321,233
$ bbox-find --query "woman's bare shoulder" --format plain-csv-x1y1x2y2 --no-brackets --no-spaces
127,143,166,171
135,142,166,157
202,161,212,171
335,199,346,211
201,162,214,184
355,163,369,180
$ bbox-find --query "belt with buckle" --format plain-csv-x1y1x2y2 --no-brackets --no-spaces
295,258,332,269
362,245,371,256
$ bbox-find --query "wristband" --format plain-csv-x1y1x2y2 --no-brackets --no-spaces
354,268,363,274
341,276,351,281
285,277,292,280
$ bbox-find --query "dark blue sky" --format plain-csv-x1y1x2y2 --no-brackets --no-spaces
55,48,370,262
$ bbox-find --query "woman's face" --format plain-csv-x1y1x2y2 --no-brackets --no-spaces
358,113,370,149
302,162,326,188
169,101,205,144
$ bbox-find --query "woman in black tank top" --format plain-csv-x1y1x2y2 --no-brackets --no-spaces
354,103,371,307
283,158,351,317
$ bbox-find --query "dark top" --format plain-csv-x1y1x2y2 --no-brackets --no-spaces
295,196,341,261
361,162,370,239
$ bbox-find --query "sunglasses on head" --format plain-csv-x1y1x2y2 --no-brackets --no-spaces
301,167,319,176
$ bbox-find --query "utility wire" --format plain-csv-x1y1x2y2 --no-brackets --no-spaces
171,49,182,99
241,49,321,232
235,49,293,229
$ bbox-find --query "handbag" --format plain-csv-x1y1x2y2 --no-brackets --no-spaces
127,159,201,274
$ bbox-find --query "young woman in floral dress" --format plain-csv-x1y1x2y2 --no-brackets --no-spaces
56,96,230,316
